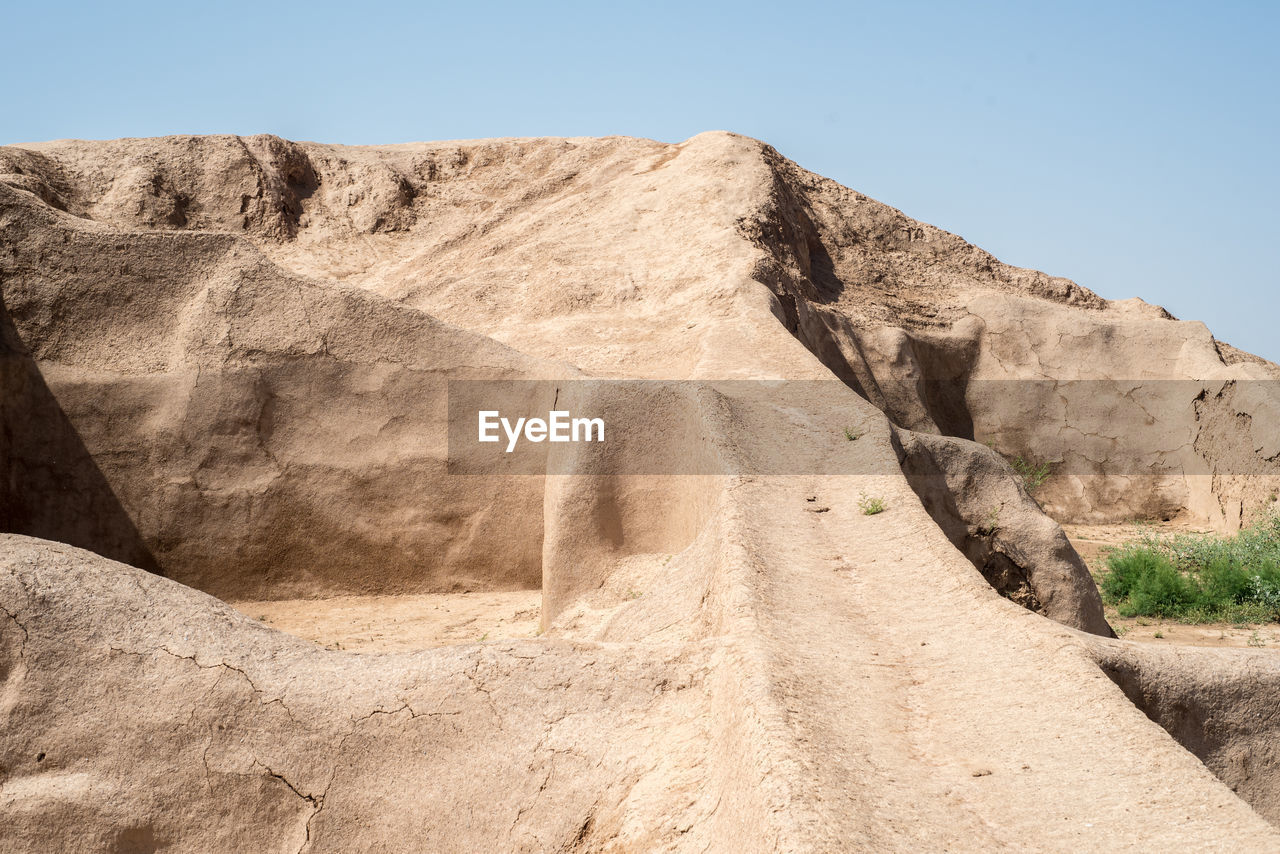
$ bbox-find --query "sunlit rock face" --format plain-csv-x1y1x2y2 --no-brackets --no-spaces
2,133,1279,852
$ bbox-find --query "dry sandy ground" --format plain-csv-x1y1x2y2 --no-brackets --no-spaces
1112,621,1280,648
235,522,1280,654
235,586,1280,654
232,591,542,651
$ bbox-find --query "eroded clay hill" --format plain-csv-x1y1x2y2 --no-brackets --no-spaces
3,132,1280,851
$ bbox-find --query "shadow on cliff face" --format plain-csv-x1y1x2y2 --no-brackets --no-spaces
0,292,159,573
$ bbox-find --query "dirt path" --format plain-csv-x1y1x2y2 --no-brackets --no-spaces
726,475,1277,849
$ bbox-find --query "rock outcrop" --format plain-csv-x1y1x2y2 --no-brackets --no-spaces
3,132,1280,851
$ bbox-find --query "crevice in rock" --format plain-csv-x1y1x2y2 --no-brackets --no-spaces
970,543,1042,612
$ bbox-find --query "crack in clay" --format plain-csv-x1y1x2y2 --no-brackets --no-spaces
251,758,324,854
0,603,29,659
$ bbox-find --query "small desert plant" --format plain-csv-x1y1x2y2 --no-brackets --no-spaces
976,506,1001,537
1010,455,1052,494
844,427,863,441
858,494,886,516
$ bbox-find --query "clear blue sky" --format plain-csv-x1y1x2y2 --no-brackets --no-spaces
4,1,1276,360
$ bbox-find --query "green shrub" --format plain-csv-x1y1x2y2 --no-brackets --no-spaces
1249,569,1280,611
1153,513,1280,573
1122,562,1198,617
1102,547,1168,601
1100,511,1280,623
1198,557,1260,605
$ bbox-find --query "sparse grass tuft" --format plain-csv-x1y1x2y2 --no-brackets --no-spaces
1010,455,1053,494
844,427,863,442
976,506,1001,537
858,494,886,516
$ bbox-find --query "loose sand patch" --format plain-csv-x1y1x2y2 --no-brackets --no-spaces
231,591,542,652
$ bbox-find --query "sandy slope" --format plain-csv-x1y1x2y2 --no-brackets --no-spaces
3,131,1280,851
